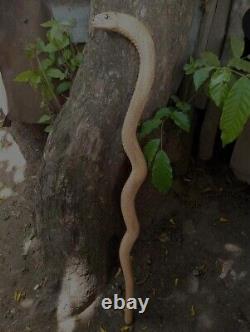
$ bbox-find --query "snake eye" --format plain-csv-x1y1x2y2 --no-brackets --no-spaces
105,14,109,19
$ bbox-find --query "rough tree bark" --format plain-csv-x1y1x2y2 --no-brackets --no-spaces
36,0,198,326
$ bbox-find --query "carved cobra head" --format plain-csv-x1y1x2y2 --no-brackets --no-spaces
92,12,119,31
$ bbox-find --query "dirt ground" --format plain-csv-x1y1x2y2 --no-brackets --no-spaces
1,124,250,332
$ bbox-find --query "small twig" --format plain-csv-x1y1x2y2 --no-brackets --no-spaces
36,54,61,111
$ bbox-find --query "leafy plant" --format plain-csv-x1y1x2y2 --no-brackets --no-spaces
15,19,84,132
184,36,250,146
139,96,192,193
141,35,250,194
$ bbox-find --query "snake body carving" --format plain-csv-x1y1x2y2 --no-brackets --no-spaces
92,12,156,325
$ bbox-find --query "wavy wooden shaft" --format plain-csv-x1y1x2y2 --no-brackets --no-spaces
116,15,155,325
92,12,155,325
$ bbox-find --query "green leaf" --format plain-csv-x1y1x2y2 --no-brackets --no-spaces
143,139,160,168
184,57,206,75
202,52,220,67
154,107,172,120
41,20,55,28
176,101,192,113
37,114,52,124
139,118,162,139
228,58,250,74
209,69,231,107
15,70,41,87
220,77,250,145
57,57,65,66
41,58,53,70
52,34,70,50
14,70,34,82
56,81,71,94
47,68,65,80
48,52,56,62
184,63,196,75
170,111,191,132
49,26,64,41
193,67,213,91
43,43,58,53
152,150,173,193
63,49,72,60
170,95,180,103
230,36,244,58
25,43,37,59
36,38,47,52
75,52,84,65
171,95,192,113
29,72,41,86
44,125,53,133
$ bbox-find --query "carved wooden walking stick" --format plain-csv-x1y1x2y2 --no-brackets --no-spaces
92,12,156,325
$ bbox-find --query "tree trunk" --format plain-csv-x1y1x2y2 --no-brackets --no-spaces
36,0,198,328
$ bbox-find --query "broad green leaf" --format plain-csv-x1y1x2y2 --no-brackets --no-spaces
154,107,172,120
15,70,41,87
228,58,250,74
202,52,220,67
37,114,51,124
139,118,162,139
47,68,65,80
56,81,71,94
230,36,244,58
210,84,229,108
14,70,34,82
193,67,213,91
170,111,191,132
152,150,173,193
143,139,160,168
209,68,231,87
209,69,231,107
220,77,250,145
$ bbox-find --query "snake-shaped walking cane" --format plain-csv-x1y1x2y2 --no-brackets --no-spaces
92,12,156,325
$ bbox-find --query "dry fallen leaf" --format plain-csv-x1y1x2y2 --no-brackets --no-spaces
100,326,107,332
14,290,26,303
219,217,230,223
120,326,131,332
159,232,169,243
191,305,196,317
